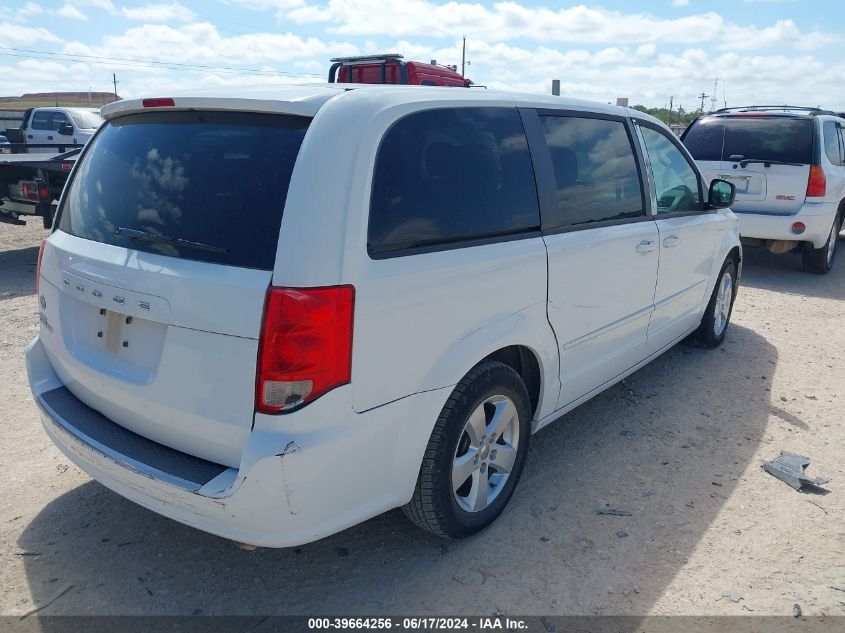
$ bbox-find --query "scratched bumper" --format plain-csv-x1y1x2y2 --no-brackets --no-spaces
27,336,450,548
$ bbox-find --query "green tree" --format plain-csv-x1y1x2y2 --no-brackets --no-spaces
631,104,698,127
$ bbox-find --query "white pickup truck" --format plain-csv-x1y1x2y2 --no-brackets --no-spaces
0,107,103,227
4,107,102,153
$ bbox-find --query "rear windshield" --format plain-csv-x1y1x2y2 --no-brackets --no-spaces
683,116,814,164
58,111,309,270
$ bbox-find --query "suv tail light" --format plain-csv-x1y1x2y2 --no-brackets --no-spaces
35,239,46,295
807,165,827,197
256,286,354,414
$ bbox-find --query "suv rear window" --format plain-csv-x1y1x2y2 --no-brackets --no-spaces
369,107,540,256
683,116,814,164
58,111,309,270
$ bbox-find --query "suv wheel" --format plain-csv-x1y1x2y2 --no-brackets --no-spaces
403,360,531,539
686,259,737,349
802,214,840,274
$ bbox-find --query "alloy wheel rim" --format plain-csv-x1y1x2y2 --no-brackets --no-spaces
452,395,520,513
713,271,733,337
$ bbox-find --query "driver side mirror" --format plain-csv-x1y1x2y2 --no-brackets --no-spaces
58,123,74,136
708,179,735,209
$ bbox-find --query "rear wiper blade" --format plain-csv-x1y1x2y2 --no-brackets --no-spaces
735,158,803,168
114,227,228,253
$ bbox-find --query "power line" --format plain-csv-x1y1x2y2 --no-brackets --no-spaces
0,46,324,78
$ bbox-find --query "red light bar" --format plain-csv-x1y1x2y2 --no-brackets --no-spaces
142,98,175,108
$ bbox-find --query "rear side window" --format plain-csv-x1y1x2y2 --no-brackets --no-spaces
683,116,814,164
823,120,844,165
58,111,309,270
31,111,52,130
369,107,540,256
539,115,644,227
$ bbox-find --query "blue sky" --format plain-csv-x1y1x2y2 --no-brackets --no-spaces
1,0,843,111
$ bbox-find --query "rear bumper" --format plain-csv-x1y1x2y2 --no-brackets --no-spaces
735,201,839,249
26,336,450,547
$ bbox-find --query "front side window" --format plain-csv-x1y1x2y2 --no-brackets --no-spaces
539,115,644,227
51,111,70,131
824,121,843,165
640,125,702,214
30,111,52,130
369,107,540,255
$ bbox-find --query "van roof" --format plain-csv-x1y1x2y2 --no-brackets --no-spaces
101,83,634,121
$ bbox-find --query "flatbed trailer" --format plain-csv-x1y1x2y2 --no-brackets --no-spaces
0,144,81,228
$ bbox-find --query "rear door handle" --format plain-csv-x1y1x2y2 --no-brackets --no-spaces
27,134,33,139
636,240,657,254
663,235,680,248
47,135,53,140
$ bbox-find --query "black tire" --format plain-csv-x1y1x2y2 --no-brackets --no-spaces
402,360,531,539
802,214,840,274
686,259,737,349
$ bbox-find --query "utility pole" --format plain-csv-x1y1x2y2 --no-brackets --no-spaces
113,73,118,101
461,36,466,77
698,92,708,113
669,95,674,123
710,78,718,112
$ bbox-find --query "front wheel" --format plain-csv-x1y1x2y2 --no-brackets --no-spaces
802,214,840,274
686,259,737,349
403,360,531,539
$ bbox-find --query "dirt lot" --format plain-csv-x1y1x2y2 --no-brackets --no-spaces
0,217,843,617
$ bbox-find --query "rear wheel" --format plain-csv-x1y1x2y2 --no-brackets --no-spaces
403,360,531,539
802,214,840,274
686,259,736,349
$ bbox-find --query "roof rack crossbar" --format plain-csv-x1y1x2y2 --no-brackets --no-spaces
712,105,837,116
329,54,404,64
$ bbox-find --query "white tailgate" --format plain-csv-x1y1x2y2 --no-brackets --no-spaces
37,231,270,467
700,161,809,215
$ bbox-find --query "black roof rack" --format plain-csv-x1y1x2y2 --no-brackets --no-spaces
328,54,408,84
711,105,838,116
329,54,404,64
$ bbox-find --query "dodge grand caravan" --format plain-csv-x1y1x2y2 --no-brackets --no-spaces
27,86,741,547
683,106,845,273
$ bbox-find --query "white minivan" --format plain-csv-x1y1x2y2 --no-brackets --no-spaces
27,86,741,547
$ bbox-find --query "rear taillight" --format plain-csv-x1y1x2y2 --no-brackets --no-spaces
21,182,38,202
256,285,354,414
35,239,46,295
807,165,827,197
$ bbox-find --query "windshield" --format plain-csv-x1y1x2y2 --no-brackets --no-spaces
68,110,104,129
58,110,310,269
683,116,814,164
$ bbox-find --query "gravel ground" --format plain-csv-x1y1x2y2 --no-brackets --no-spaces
0,216,843,617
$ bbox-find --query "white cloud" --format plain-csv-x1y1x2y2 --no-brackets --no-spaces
74,0,118,15
672,0,690,6
122,3,196,23
226,0,836,54
10,2,44,22
62,22,357,66
55,3,88,20
0,22,61,45
2,0,842,114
